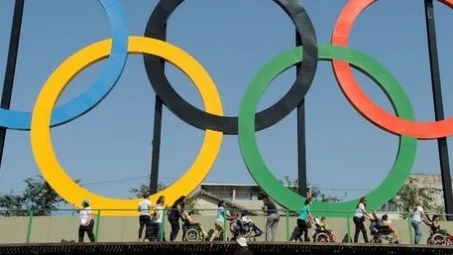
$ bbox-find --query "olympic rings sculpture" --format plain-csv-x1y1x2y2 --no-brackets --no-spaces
4,0,446,216
3,0,128,130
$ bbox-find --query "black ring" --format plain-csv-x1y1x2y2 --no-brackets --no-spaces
144,0,318,135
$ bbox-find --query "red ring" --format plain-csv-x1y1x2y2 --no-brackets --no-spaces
332,0,453,139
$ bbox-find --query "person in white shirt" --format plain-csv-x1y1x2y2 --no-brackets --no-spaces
353,197,372,243
137,193,153,242
150,196,165,241
411,202,429,244
78,199,95,243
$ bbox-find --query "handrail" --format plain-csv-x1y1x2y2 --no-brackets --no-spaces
0,208,447,244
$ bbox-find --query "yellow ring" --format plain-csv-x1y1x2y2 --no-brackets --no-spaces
30,36,224,216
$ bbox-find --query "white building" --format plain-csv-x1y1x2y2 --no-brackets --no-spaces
191,174,449,217
190,183,277,216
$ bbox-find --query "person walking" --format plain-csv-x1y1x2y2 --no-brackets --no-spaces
150,196,165,241
78,199,95,243
168,196,186,241
137,193,152,242
209,200,231,241
262,195,279,242
290,198,313,242
353,197,371,243
411,202,428,244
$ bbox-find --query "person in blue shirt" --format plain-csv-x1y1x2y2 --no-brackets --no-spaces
290,198,313,242
209,200,231,241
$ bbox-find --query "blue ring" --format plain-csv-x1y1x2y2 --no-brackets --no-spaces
1,0,128,130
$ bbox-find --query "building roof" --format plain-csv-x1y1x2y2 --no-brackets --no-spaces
189,189,259,216
201,183,298,188
201,183,259,187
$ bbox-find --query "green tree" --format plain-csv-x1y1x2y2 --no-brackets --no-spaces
129,182,167,198
279,175,341,202
0,176,67,216
129,182,199,214
395,177,440,219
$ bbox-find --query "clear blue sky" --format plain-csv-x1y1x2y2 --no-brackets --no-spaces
0,0,452,202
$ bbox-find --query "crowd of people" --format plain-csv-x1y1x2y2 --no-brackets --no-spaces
75,195,452,245
287,196,452,244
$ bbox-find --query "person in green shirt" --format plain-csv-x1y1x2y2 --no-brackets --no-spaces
290,198,313,242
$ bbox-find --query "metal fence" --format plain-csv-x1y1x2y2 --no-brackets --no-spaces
0,208,448,245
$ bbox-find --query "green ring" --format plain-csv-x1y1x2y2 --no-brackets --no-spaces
238,44,417,216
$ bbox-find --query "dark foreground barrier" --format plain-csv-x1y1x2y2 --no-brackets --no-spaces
0,242,452,255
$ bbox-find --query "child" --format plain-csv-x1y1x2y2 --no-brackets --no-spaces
230,211,245,240
240,213,263,238
428,215,449,236
319,217,328,231
312,217,330,239
182,210,207,240
240,214,252,224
